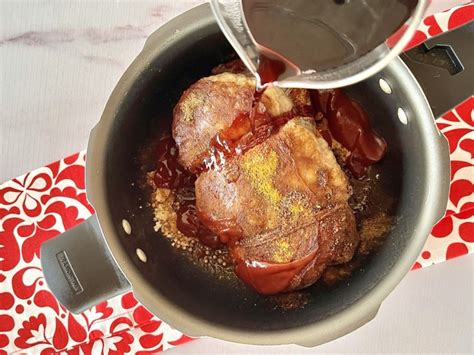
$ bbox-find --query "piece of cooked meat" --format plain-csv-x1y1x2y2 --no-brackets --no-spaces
172,69,358,294
285,88,314,117
195,118,358,294
172,72,292,172
172,73,255,171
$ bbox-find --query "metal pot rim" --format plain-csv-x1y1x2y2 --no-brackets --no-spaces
85,3,450,346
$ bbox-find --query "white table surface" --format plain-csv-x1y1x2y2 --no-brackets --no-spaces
1,1,472,354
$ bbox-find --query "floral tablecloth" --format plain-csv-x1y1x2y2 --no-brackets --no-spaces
1,3,473,354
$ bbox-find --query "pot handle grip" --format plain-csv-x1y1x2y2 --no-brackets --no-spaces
40,216,131,314
297,304,381,347
401,22,473,118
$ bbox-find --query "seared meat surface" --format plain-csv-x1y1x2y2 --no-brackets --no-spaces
173,73,293,172
173,73,255,171
172,72,358,294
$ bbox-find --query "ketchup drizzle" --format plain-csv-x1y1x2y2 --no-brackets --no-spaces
310,89,387,178
154,136,224,249
233,249,318,295
196,95,298,174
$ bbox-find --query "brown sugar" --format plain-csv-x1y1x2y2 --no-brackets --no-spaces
147,172,233,277
269,291,311,311
358,212,393,256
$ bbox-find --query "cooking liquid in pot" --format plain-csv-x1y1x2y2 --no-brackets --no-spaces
241,0,418,85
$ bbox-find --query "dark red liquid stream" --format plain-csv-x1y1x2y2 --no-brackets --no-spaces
257,54,287,85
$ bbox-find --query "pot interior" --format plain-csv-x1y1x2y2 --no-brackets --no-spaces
102,25,428,332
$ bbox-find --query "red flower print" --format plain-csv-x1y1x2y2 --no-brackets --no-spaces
51,317,68,350
68,314,87,343
94,301,114,320
137,333,164,354
450,161,471,180
33,290,60,315
140,320,162,333
443,129,472,154
431,216,453,238
411,262,422,270
21,225,59,263
110,317,134,334
448,4,474,30
459,222,474,243
104,331,134,355
446,242,469,260
55,164,86,190
133,305,154,324
0,292,14,310
450,179,474,207
121,291,138,309
43,185,94,227
168,334,194,346
0,334,9,353
14,314,50,348
0,314,14,332
0,172,52,218
460,139,474,159
0,217,21,272
12,266,43,300
423,15,442,36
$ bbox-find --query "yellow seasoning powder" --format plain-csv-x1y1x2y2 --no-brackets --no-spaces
241,146,281,204
181,92,202,122
289,200,307,219
273,239,292,263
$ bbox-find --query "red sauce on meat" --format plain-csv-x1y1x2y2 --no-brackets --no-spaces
196,211,244,246
310,89,387,178
196,98,297,174
233,249,318,295
154,137,224,249
154,137,194,189
156,72,387,293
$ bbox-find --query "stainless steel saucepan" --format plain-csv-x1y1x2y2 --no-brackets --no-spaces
40,4,472,347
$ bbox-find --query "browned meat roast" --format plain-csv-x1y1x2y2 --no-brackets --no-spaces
172,72,358,294
172,73,293,172
172,73,255,172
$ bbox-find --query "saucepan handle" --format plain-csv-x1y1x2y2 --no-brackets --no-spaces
40,216,130,314
401,22,473,118
297,304,381,347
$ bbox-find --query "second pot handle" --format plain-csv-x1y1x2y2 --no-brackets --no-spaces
401,21,473,118
40,215,130,314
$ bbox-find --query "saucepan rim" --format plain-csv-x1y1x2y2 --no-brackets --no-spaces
85,3,449,346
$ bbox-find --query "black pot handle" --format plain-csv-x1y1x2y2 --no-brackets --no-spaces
401,21,473,118
40,216,130,314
